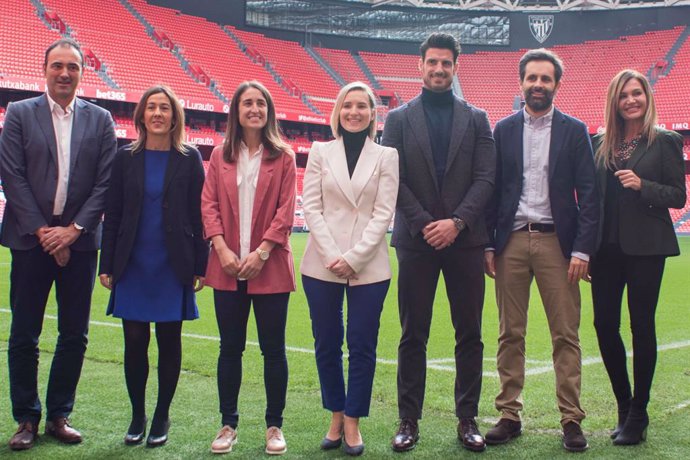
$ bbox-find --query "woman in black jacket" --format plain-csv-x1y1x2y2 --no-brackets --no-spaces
99,85,208,447
591,69,686,445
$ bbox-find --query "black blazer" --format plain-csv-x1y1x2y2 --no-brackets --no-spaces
99,144,209,285
593,129,686,256
381,94,496,250
487,109,599,259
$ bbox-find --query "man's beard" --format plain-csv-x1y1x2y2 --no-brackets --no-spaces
524,88,554,112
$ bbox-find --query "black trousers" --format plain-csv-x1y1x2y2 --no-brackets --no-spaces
8,245,97,424
214,282,289,428
395,245,485,420
591,244,666,409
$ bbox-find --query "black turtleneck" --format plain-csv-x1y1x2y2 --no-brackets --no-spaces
341,127,369,177
421,87,454,188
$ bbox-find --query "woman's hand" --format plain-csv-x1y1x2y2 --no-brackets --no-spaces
99,274,113,290
238,252,266,280
193,276,205,292
216,246,241,277
614,169,642,191
327,257,357,280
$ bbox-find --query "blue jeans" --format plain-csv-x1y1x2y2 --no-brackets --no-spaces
303,275,389,417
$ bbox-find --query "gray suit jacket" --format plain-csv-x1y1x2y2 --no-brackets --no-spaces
0,94,117,250
381,94,496,250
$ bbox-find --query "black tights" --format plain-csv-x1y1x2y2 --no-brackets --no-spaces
591,244,665,409
122,320,182,421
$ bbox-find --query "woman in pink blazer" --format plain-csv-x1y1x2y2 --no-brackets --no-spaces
201,81,296,455
301,81,399,456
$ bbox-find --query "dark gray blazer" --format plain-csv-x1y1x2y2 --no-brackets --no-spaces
381,94,496,251
593,129,686,256
0,94,117,250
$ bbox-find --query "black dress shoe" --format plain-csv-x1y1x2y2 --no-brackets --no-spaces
343,438,364,456
458,418,486,452
146,418,170,447
485,418,522,445
613,406,648,445
124,416,147,445
391,419,419,452
320,435,342,450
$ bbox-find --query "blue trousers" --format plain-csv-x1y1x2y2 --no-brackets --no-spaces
302,275,389,418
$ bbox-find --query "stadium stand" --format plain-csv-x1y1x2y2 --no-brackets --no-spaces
40,0,218,100
0,0,103,87
230,27,342,115
126,0,314,114
655,29,690,123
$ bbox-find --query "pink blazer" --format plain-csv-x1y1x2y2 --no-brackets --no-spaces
201,145,296,294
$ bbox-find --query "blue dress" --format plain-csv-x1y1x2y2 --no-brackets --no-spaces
107,150,198,322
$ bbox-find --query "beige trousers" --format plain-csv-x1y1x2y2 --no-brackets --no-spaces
494,231,585,426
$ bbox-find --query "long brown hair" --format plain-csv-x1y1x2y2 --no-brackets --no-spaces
222,81,292,163
130,85,189,154
596,69,657,170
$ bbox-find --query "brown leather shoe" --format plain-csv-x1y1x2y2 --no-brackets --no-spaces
45,418,82,444
391,418,419,452
9,421,38,451
485,418,522,445
457,418,486,452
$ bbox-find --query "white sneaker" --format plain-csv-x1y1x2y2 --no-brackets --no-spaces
265,426,287,455
211,425,237,454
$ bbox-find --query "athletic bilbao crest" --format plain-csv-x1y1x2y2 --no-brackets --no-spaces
529,15,554,43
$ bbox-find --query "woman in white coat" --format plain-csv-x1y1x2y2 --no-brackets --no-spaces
301,81,399,456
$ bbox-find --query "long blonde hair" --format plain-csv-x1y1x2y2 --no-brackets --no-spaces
596,69,657,169
130,85,189,154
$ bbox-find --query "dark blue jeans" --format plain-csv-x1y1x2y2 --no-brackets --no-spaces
8,246,96,424
303,275,389,417
214,282,289,428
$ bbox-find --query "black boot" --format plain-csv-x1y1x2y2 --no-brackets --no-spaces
611,399,630,439
613,405,648,445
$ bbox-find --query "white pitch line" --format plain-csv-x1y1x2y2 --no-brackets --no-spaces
1,308,690,378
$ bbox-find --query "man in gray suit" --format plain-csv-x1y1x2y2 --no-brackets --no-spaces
381,33,495,452
0,38,116,450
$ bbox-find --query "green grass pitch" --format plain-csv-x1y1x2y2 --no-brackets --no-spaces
0,236,688,459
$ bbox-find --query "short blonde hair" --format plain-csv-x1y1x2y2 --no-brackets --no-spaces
330,81,377,139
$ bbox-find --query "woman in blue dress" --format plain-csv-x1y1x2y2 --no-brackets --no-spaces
99,85,208,447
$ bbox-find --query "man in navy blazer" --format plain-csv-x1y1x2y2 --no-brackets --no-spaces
0,38,116,450
383,33,495,453
484,49,598,452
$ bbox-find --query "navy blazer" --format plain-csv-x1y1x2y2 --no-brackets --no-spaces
381,94,496,250
487,109,599,259
98,144,209,285
0,94,117,250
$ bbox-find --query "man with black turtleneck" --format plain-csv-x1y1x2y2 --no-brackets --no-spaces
381,33,496,453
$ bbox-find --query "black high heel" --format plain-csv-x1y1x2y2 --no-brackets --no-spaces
124,416,147,445
611,400,630,439
146,417,170,447
613,406,648,445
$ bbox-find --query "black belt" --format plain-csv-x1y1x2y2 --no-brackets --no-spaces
51,215,62,226
518,223,555,233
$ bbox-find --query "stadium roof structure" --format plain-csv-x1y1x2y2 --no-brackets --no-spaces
366,0,690,11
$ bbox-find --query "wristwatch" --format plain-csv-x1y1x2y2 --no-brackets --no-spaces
256,247,270,261
452,217,466,232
